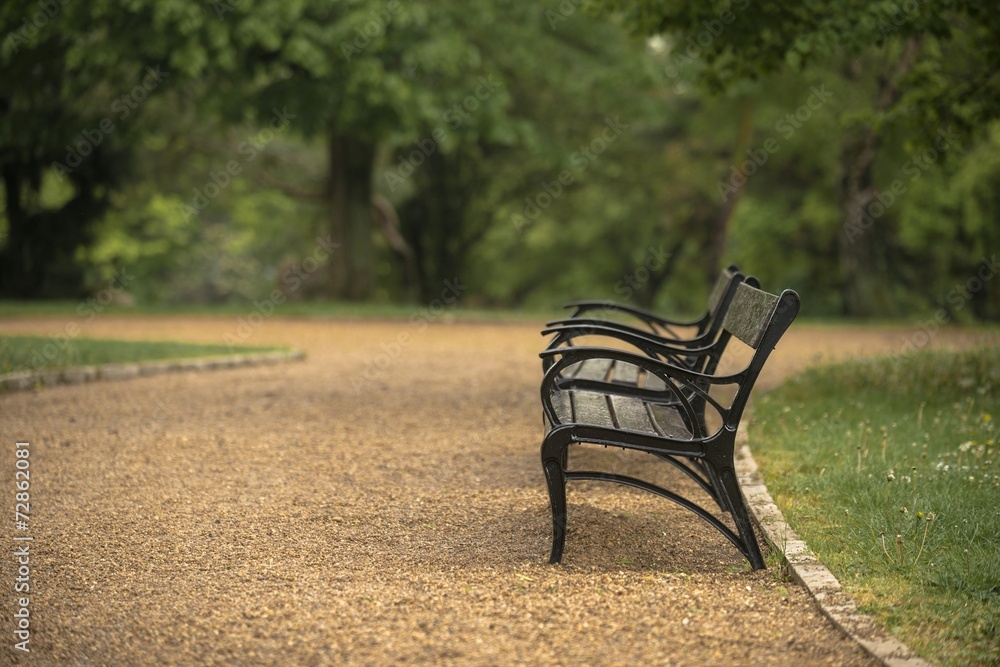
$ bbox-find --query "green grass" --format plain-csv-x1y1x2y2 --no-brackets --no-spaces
0,335,282,374
751,347,1000,666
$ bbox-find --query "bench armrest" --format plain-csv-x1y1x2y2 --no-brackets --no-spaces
562,300,709,334
541,322,715,367
539,345,742,434
544,317,714,348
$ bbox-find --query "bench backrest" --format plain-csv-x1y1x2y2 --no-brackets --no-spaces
717,282,800,429
701,265,760,342
722,281,786,348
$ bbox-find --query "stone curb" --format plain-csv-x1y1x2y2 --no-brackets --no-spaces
0,349,305,393
735,426,932,667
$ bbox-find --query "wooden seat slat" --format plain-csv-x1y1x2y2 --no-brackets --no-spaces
608,395,657,434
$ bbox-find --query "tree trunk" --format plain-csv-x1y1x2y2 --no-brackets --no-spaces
398,150,479,302
327,131,376,300
837,129,890,316
636,238,685,310
0,164,102,299
0,169,32,297
837,39,921,317
708,97,754,285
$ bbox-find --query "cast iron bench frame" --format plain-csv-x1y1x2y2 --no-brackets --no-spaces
541,265,756,375
544,265,751,357
538,282,800,570
540,267,759,512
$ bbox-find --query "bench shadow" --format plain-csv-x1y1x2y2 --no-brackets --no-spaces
316,445,757,576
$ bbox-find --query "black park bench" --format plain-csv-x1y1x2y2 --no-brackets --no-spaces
538,267,755,522
537,282,800,570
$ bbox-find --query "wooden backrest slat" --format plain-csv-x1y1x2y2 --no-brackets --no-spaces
722,282,780,349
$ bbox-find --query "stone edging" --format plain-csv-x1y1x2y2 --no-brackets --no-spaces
735,427,932,667
0,349,305,393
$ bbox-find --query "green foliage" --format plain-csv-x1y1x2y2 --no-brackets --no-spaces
0,335,278,374
894,122,1000,320
587,0,1000,140
752,348,1000,665
2,0,999,317
581,0,1000,319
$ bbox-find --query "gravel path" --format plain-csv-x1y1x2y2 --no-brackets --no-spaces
0,315,994,665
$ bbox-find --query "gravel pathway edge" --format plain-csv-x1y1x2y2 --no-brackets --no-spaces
736,426,933,667
0,349,305,392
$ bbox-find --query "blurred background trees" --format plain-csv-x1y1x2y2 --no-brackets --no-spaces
1,0,997,319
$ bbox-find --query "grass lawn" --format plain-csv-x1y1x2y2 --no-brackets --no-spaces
751,347,999,666
0,335,283,375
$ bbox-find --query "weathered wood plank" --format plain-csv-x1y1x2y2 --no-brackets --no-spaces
648,403,694,439
609,395,657,434
643,371,666,392
722,282,779,348
609,361,641,386
571,358,614,382
569,391,615,428
547,390,574,425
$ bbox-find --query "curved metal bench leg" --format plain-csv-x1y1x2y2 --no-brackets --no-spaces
702,463,731,513
542,430,573,564
543,458,567,564
717,465,765,570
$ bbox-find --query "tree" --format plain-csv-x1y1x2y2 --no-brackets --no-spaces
382,1,666,302
5,1,559,300
0,3,141,297
587,0,1000,316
